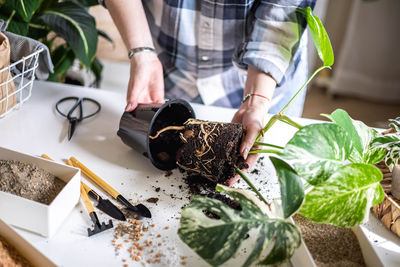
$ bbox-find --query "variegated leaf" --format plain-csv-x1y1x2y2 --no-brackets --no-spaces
270,157,304,219
178,185,301,266
281,123,352,185
299,163,384,227
323,109,386,164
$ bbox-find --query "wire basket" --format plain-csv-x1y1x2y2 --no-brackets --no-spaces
0,47,43,118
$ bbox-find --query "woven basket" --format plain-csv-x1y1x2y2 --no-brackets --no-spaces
372,128,400,238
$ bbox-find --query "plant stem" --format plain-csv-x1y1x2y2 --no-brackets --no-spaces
235,168,269,207
7,10,16,24
256,115,279,142
303,182,312,191
29,23,47,29
248,149,281,155
280,115,303,129
280,65,330,114
253,142,284,150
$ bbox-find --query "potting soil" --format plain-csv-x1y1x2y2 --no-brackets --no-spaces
293,214,365,267
0,160,66,205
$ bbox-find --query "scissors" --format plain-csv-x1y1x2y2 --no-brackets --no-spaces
55,96,101,141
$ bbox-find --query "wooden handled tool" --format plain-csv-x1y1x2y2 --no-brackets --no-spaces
66,158,126,221
69,156,152,218
41,155,122,231
69,157,119,198
80,183,113,237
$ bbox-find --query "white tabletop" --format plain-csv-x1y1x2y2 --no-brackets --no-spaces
0,81,399,266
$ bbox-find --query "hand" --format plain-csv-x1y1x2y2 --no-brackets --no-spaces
125,52,165,111
228,97,269,185
228,66,276,186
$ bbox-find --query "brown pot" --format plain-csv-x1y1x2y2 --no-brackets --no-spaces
372,161,400,238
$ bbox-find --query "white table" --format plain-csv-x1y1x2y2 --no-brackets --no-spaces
0,81,399,266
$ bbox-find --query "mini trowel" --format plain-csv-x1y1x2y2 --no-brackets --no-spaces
80,181,126,221
70,157,152,218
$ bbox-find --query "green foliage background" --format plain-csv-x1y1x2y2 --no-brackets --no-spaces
0,0,112,85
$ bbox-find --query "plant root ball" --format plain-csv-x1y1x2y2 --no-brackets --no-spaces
176,119,248,183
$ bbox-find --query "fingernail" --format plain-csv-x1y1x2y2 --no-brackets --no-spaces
125,103,132,112
243,147,249,160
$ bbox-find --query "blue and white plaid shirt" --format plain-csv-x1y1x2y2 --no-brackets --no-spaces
103,0,316,116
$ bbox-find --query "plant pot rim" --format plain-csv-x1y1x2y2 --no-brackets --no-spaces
146,99,195,170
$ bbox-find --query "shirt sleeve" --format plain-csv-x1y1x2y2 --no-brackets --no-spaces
233,0,316,85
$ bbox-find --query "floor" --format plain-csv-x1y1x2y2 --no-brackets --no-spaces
92,6,400,129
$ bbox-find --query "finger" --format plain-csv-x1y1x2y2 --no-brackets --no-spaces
150,74,165,103
245,153,258,169
240,121,262,160
126,78,146,111
227,176,240,186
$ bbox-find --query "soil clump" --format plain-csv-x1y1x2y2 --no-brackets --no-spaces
176,119,248,183
185,175,241,214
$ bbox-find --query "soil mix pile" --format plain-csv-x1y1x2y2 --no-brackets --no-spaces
0,160,66,205
0,235,32,267
293,214,365,267
176,119,248,184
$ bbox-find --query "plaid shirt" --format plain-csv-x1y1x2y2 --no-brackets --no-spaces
103,0,316,116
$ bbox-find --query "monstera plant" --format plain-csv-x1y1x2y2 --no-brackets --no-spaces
178,7,386,266
0,0,112,85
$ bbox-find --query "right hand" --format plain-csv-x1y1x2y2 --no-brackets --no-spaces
125,52,165,112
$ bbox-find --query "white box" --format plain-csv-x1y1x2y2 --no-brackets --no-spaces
0,146,80,237
0,218,56,266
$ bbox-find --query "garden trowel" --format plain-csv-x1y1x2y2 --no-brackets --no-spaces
70,156,152,218
81,182,126,221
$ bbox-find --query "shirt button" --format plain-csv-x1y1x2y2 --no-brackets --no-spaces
201,56,209,61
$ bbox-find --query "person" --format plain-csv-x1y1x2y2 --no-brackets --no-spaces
101,0,315,171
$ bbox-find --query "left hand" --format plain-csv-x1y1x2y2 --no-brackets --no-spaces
228,66,276,186
229,97,269,185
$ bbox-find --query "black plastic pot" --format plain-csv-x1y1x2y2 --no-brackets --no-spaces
117,99,195,170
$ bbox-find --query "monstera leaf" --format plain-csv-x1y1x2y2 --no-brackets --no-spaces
270,157,304,219
323,109,386,164
178,185,301,266
40,1,97,67
281,123,352,185
299,163,384,227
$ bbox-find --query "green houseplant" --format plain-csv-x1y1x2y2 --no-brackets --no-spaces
177,7,387,266
0,0,112,85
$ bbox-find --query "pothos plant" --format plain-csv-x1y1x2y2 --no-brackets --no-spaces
372,117,400,171
177,7,386,266
0,0,112,85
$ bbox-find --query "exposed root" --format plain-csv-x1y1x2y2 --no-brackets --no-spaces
149,126,184,140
